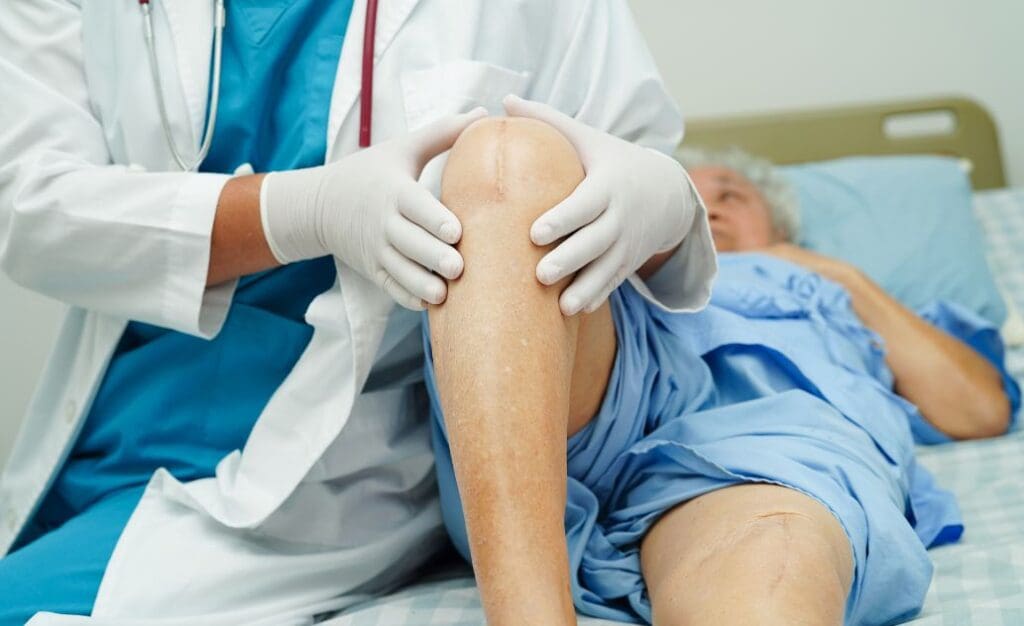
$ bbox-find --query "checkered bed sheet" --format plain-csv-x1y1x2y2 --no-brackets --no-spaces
325,188,1024,626
975,188,1024,311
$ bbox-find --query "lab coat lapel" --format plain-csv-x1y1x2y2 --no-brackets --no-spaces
161,0,216,150
326,0,423,159
130,269,395,531
160,0,425,160
91,0,411,533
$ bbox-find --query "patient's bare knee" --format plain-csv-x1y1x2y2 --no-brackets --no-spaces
435,117,585,303
735,509,850,590
702,509,850,625
642,485,853,626
441,117,584,224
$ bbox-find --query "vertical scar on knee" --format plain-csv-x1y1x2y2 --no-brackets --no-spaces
495,119,507,200
764,516,794,596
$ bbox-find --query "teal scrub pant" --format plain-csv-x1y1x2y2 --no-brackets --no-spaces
0,487,143,625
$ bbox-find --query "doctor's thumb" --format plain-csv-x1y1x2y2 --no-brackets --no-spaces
409,107,488,169
502,95,582,140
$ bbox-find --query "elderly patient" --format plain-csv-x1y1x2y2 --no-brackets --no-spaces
683,147,1016,442
422,120,1019,625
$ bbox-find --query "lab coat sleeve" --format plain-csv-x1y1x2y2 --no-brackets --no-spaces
529,0,716,313
0,0,234,339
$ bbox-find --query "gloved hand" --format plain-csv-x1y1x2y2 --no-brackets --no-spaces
260,108,487,310
503,95,698,316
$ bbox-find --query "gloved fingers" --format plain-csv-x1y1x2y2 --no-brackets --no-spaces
583,276,624,315
398,184,463,245
502,95,588,147
386,216,464,280
378,273,426,311
380,245,448,306
535,210,619,285
407,107,488,174
530,176,606,245
557,243,628,316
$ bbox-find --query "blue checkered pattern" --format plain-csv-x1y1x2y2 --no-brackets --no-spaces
974,188,1024,379
975,188,1024,310
324,189,1024,626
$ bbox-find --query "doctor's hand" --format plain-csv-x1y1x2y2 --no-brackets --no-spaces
503,95,698,316
260,108,487,310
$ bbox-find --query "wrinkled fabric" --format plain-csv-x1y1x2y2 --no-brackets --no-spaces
425,253,1017,625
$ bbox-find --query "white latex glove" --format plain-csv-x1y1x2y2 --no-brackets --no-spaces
260,108,487,310
503,95,698,316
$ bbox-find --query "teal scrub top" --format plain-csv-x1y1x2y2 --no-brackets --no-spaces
27,0,356,535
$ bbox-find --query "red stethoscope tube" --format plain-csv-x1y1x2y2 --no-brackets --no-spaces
359,0,380,147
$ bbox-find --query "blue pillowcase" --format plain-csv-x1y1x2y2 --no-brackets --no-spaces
781,156,1006,326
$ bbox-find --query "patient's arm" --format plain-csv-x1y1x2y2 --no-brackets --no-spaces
428,117,615,625
766,243,1011,439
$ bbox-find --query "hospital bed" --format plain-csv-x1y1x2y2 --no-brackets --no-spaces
326,97,1024,625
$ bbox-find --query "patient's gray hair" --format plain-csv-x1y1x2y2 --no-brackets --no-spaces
678,146,801,241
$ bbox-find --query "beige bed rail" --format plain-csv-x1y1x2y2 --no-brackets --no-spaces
678,97,1006,190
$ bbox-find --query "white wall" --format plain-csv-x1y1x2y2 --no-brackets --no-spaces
630,0,1024,186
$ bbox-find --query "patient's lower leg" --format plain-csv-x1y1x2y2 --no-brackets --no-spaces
428,117,613,625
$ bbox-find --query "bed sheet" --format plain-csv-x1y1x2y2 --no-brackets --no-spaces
325,188,1024,626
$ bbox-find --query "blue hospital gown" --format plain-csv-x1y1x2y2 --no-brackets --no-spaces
425,252,1021,625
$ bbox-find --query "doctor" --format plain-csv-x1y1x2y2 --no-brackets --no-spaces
0,0,714,623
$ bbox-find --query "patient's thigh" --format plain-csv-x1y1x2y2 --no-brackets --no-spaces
568,302,614,436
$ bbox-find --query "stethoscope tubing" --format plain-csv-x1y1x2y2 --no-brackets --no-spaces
139,0,377,172
140,0,225,172
359,0,380,148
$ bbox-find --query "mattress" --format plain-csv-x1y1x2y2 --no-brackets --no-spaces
325,188,1024,626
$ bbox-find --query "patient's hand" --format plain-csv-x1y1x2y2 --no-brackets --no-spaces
764,244,1010,439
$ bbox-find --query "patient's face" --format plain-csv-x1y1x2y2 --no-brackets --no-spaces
689,166,779,252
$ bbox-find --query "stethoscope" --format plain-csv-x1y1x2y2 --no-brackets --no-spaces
138,0,381,172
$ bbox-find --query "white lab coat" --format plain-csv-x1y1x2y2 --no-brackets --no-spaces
0,0,715,623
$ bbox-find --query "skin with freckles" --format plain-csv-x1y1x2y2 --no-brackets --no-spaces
689,164,1011,440
429,117,615,626
432,120,853,625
